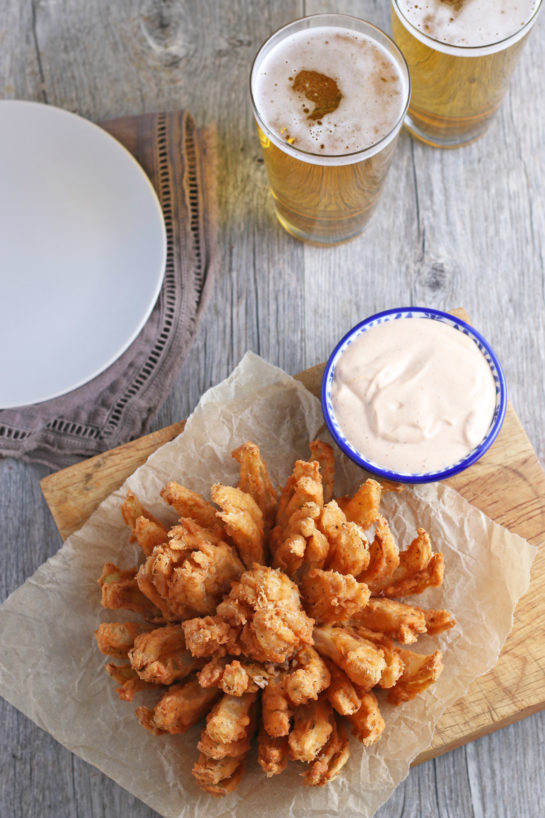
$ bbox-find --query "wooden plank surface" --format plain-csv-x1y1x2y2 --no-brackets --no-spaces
2,1,545,817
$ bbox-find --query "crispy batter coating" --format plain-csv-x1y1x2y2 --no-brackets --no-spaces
388,648,443,705
382,553,445,597
288,697,335,763
320,500,370,576
369,528,443,597
166,521,243,610
192,754,245,796
194,691,258,795
173,536,243,614
197,655,229,687
128,624,202,685
338,479,382,530
351,598,455,643
324,659,361,716
121,490,147,533
136,520,244,620
120,491,169,556
378,650,405,688
232,441,278,532
197,730,253,760
400,528,433,572
421,607,456,635
272,502,329,579
309,439,336,504
121,491,166,537
313,624,386,690
220,659,269,695
301,568,370,624
197,731,252,762
274,459,324,532
198,656,272,696
257,728,289,777
98,563,163,620
358,514,400,587
237,606,304,664
351,626,405,689
133,516,169,557
160,481,223,535
105,663,156,701
204,691,258,745
303,713,350,786
351,598,427,644
183,615,241,658
135,552,189,622
168,520,224,547
262,671,292,737
94,621,153,658
272,505,311,576
347,689,385,745
215,565,314,664
211,483,266,569
284,646,331,706
134,704,164,735
136,677,219,735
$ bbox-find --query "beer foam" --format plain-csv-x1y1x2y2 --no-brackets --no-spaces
395,0,541,48
252,26,407,156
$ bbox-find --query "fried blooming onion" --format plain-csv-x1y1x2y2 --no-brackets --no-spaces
95,440,455,795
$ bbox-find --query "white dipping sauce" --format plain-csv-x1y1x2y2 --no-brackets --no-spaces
330,318,497,474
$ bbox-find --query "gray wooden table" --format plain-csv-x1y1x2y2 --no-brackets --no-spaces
1,1,544,816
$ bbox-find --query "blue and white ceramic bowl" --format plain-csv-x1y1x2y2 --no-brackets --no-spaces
321,307,507,484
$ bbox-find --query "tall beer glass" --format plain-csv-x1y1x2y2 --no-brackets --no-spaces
250,14,410,244
391,0,543,148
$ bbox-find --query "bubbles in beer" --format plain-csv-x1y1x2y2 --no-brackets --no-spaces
395,0,540,47
253,26,406,155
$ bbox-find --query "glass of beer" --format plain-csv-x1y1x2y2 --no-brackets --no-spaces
391,0,543,148
249,14,410,244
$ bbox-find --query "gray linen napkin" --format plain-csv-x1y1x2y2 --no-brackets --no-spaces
0,110,217,468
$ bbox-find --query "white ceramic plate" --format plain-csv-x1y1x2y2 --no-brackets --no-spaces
0,100,167,408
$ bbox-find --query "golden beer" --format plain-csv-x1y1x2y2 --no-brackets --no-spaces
391,0,542,148
250,15,410,244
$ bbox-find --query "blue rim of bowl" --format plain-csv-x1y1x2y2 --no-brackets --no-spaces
321,307,507,484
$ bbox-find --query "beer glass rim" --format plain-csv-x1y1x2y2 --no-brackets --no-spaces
249,13,411,166
391,0,543,57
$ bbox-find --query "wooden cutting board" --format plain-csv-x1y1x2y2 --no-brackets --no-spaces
40,327,545,767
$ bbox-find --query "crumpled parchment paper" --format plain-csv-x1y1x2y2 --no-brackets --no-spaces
0,352,536,818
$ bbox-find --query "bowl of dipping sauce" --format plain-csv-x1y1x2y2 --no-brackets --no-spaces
322,307,506,483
